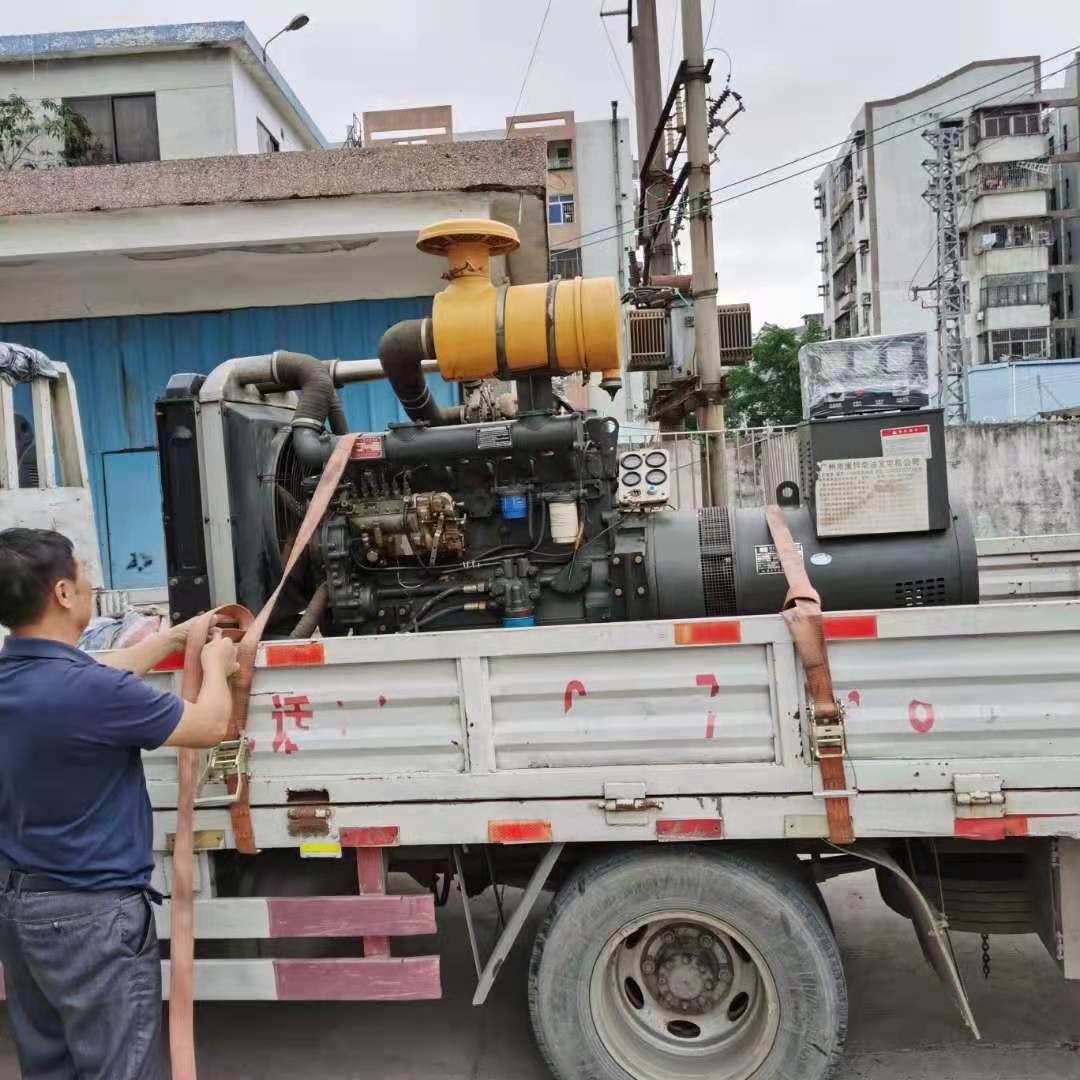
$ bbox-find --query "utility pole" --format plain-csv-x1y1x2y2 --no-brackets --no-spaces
681,0,726,504
630,0,674,277
914,119,967,423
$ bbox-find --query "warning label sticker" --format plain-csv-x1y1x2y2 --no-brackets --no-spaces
880,423,931,459
754,542,803,575
815,456,929,536
477,424,513,451
350,434,385,460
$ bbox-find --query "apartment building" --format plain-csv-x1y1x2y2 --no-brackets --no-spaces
0,22,326,162
814,54,1080,370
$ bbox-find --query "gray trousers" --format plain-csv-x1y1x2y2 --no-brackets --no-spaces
0,877,165,1080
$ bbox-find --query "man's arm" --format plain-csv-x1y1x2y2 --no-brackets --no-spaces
98,614,216,676
165,634,239,749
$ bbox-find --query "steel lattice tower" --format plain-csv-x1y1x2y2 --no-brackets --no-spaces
919,120,967,422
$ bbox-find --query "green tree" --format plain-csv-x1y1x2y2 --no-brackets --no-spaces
0,94,101,171
725,320,824,427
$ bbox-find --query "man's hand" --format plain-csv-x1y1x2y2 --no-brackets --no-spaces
167,611,221,650
201,630,239,679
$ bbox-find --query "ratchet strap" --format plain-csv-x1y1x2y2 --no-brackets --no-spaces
169,433,359,1078
764,505,854,845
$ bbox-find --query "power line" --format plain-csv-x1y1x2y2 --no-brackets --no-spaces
704,0,718,45
552,48,1078,254
664,1,679,92
552,53,1078,257
600,2,635,105
506,0,555,135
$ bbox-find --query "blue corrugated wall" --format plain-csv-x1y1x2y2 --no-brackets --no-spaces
1,296,453,585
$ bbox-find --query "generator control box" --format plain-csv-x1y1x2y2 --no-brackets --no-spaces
797,408,950,537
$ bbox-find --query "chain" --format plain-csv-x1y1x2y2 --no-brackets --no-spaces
981,932,991,979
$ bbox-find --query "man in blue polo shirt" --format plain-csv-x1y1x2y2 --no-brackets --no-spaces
0,528,238,1080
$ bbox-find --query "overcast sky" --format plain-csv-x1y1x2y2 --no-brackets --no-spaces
5,2,1077,328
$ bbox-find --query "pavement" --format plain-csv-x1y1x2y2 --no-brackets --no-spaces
2,869,1079,1079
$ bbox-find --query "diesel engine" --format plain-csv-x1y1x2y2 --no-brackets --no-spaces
156,219,978,638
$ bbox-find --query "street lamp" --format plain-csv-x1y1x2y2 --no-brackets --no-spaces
262,14,310,61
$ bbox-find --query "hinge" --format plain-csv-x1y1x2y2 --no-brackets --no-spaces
952,773,1005,818
598,781,663,825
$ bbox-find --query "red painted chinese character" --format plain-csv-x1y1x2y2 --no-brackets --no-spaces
271,694,313,753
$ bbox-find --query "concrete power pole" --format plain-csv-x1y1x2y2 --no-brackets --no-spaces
630,0,673,277
681,0,726,504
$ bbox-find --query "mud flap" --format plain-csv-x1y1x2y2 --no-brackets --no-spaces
837,841,981,1039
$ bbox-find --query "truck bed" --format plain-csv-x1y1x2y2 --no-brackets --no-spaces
143,599,1080,852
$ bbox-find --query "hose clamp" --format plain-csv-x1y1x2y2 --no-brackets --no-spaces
545,279,560,373
494,285,510,378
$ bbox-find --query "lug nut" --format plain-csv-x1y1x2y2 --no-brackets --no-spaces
642,959,655,975
699,934,713,948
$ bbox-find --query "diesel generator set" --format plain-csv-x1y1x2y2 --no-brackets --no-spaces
156,220,977,637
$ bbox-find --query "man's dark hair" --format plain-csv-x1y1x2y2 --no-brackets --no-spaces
0,528,78,630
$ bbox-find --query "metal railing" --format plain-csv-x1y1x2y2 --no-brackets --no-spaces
619,425,800,509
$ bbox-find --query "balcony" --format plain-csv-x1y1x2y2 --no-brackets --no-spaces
973,161,1053,197
831,232,855,267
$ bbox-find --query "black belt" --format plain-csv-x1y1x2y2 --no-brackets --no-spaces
0,867,77,892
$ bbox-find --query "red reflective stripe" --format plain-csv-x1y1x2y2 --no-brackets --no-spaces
674,621,742,646
151,651,185,673
263,642,325,667
488,820,553,844
340,826,400,848
955,816,1029,841
823,615,878,640
267,895,436,938
656,819,723,841
272,957,441,1001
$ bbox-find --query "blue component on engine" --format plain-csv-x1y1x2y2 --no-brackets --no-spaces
500,494,528,520
502,615,535,628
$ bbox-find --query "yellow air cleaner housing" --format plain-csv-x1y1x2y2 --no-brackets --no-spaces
416,218,624,383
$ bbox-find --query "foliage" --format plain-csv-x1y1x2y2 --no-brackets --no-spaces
725,320,825,427
0,94,103,171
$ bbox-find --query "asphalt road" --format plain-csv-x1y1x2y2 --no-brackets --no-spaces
2,870,1079,1079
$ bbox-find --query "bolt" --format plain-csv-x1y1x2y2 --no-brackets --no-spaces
168,577,179,587
612,556,621,566
636,585,646,596
662,932,675,945
634,554,643,564
377,608,385,617
658,976,668,988
699,934,713,949
642,959,655,975
398,607,407,616
378,624,387,633
614,587,623,597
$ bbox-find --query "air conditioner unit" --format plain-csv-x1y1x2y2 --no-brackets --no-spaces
856,180,868,199
815,240,826,254
858,238,870,254
860,292,872,306
813,194,824,211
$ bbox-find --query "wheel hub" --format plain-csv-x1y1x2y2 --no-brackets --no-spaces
641,924,732,1016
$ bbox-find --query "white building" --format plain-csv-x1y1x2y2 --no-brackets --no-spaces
358,103,643,422
0,22,326,163
815,54,1080,370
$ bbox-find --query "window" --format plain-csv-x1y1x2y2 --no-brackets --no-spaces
549,248,582,278
985,327,1049,363
981,106,1041,138
257,120,280,153
980,272,1048,308
64,94,159,165
548,194,575,225
547,139,573,170
959,232,968,259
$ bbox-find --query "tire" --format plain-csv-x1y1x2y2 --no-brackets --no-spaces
528,846,847,1080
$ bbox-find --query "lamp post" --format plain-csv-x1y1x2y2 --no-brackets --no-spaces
262,14,310,61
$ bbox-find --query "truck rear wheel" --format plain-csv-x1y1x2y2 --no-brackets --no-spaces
528,847,846,1080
